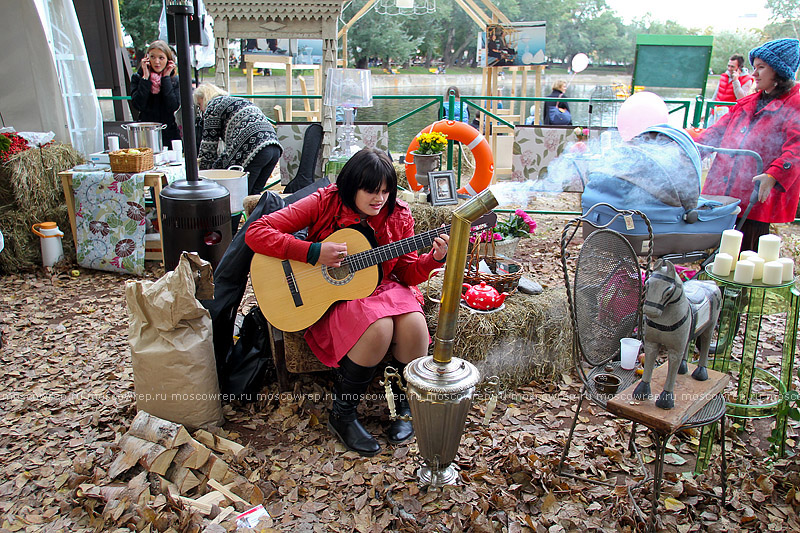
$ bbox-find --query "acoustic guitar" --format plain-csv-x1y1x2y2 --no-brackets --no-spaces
250,212,497,332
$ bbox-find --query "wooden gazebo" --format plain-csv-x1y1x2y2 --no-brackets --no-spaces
205,0,345,161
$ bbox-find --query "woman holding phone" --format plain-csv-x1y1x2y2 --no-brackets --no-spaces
130,40,182,146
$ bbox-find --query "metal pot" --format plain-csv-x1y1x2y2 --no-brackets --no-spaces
122,122,166,153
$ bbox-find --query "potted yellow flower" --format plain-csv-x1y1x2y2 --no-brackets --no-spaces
412,131,448,189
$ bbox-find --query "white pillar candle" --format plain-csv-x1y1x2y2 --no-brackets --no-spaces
778,257,795,282
733,260,755,285
762,261,784,285
107,135,120,152
749,256,765,279
719,229,743,269
711,253,733,277
739,250,758,262
758,234,781,262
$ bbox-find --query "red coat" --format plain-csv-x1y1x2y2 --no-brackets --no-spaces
244,184,441,285
698,85,800,224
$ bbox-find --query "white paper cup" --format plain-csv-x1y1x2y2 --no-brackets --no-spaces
171,140,183,159
620,337,641,370
107,136,120,152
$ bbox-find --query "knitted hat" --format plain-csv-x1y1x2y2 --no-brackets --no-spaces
749,38,800,80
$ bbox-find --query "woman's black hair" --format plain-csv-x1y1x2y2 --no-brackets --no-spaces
336,148,397,215
774,75,796,96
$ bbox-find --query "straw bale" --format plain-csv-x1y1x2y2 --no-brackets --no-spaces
421,275,573,387
395,162,408,190
0,143,83,273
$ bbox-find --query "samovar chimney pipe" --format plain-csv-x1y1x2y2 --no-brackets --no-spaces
432,189,498,363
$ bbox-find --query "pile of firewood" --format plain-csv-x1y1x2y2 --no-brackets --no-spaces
76,411,264,528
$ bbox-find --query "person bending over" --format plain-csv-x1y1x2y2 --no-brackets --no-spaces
194,83,283,232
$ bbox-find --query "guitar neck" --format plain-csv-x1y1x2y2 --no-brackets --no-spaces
345,225,451,272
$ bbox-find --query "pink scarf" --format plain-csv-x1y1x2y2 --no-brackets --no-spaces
150,71,162,94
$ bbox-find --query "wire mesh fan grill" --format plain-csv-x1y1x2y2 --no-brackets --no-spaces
573,229,641,367
588,86,622,129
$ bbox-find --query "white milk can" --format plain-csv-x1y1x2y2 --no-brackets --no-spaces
32,222,64,267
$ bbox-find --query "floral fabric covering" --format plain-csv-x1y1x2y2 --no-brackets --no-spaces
73,170,146,275
511,126,577,182
276,123,389,184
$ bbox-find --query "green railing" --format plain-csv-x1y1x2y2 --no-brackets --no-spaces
97,93,727,218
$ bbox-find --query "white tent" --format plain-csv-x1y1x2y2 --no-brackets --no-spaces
0,0,102,156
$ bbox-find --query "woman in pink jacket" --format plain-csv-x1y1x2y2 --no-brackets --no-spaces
245,148,449,456
699,38,800,250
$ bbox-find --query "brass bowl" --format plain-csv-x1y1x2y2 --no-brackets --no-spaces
593,373,621,395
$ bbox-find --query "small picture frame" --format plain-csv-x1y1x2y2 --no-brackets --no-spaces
428,170,458,206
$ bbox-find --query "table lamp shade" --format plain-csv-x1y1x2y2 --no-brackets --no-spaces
324,69,373,108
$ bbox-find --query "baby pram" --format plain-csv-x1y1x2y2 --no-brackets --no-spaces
579,124,760,262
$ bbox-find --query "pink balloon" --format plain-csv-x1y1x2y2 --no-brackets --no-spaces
616,92,669,141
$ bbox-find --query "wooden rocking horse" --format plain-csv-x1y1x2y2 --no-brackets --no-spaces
633,259,722,409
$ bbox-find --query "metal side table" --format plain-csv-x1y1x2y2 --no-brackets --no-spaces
696,265,799,471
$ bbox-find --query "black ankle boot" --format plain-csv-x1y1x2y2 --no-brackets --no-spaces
386,361,414,445
327,357,380,457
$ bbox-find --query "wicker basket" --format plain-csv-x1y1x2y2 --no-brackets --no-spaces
109,148,154,173
464,239,523,294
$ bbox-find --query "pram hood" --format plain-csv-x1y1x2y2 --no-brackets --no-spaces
585,123,702,211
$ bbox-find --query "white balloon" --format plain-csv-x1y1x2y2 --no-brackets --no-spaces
617,91,669,141
571,53,589,73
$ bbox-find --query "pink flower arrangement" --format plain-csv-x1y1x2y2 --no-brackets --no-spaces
495,209,537,239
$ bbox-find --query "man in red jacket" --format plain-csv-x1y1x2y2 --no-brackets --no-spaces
709,54,754,124
699,38,800,250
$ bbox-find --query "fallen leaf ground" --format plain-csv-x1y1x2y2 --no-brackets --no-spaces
1,194,800,532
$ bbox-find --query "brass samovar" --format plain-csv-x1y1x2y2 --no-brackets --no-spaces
385,189,498,486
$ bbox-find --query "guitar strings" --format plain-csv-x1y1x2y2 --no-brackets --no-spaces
277,221,489,286
278,225,453,285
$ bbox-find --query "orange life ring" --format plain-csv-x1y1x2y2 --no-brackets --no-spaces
405,120,494,196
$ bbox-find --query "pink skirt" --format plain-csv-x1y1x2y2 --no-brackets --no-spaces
304,279,427,367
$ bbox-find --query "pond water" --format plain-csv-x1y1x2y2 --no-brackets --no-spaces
101,80,707,155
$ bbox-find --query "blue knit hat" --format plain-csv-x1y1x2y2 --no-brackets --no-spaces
749,38,800,80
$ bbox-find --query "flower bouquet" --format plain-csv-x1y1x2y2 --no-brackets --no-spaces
415,131,448,155
0,133,31,164
469,209,537,259
413,131,448,190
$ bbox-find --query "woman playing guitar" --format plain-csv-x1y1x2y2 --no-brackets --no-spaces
245,148,449,456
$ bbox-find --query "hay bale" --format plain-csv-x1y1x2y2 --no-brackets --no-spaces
421,276,573,387
0,143,83,273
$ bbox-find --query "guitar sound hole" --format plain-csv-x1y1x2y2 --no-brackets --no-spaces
323,265,353,285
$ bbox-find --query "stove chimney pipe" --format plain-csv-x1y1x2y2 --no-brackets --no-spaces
166,0,199,182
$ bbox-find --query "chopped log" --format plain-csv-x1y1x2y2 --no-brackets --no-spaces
210,506,236,524
149,474,177,495
221,468,238,485
108,435,178,478
197,453,230,483
129,411,191,448
166,465,200,494
171,493,215,515
195,490,228,508
193,429,245,456
172,438,212,469
207,479,248,505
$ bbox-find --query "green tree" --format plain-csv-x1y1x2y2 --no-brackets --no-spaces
707,30,762,75
345,7,421,68
766,0,800,39
119,0,163,56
